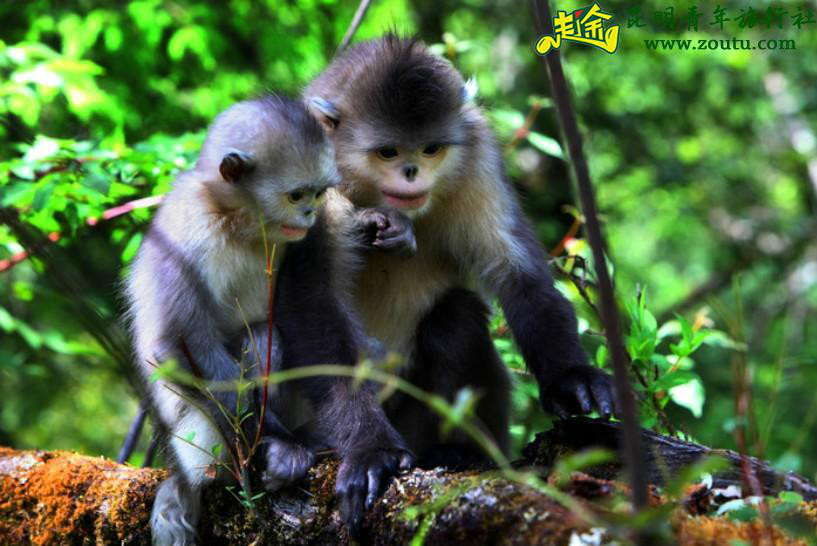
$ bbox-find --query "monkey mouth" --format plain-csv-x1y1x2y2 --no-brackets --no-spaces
382,191,429,210
280,224,308,239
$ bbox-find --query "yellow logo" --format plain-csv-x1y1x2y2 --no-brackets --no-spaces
535,3,620,54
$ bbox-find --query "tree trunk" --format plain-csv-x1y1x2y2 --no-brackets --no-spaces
2,419,815,545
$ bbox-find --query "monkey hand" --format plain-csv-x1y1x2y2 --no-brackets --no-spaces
336,446,415,538
261,437,316,491
356,207,417,256
539,365,617,420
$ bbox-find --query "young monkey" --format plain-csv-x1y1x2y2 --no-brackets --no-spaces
305,35,617,530
126,95,411,546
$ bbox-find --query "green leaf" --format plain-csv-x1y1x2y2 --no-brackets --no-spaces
121,233,143,263
32,184,53,211
527,131,564,158
595,344,608,367
668,376,705,417
654,370,699,391
778,491,804,505
0,306,16,331
488,109,524,132
774,452,802,473
552,448,615,486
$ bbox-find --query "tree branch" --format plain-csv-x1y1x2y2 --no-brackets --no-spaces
3,421,815,544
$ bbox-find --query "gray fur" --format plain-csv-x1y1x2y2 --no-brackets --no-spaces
126,96,342,546
150,475,201,546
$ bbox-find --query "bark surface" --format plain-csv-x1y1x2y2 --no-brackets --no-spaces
2,419,816,545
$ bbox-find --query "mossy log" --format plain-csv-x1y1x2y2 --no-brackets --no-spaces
0,446,579,546
2,419,816,545
525,418,817,501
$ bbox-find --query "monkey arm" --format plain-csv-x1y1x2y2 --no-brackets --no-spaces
324,189,416,257
273,214,413,537
470,196,616,419
226,322,307,440
137,230,265,441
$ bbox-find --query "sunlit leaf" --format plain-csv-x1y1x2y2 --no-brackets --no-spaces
527,131,564,158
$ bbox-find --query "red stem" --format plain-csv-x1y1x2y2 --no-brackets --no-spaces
253,251,275,451
179,336,204,379
1,195,164,274
548,216,582,256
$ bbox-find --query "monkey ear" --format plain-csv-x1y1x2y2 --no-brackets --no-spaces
309,97,340,131
219,150,254,183
461,77,479,103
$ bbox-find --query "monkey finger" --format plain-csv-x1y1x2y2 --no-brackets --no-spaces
365,466,385,510
374,233,417,255
377,222,405,236
599,376,622,418
571,382,593,414
589,376,614,419
359,211,388,234
590,383,613,419
376,226,411,245
374,235,413,251
549,400,569,420
337,476,366,537
399,452,415,471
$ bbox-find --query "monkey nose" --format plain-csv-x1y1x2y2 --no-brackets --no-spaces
403,165,418,181
303,206,315,216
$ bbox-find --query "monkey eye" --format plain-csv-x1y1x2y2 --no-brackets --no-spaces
288,191,305,203
316,188,326,199
422,144,444,156
375,147,399,160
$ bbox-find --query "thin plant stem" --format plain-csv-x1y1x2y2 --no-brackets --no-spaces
337,0,373,53
531,0,648,520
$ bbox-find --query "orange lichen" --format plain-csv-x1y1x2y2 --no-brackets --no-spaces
674,514,808,546
2,446,815,546
0,447,164,545
800,501,817,525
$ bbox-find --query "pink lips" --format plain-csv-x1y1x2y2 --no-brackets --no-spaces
382,191,429,210
280,225,307,239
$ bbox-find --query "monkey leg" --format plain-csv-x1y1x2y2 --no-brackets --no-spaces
389,287,511,470
151,402,225,546
150,474,202,546
229,321,316,492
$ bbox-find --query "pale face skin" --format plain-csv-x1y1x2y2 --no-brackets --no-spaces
274,186,329,241
244,145,339,243
365,143,450,214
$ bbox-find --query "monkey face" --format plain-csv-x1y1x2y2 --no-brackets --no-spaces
212,143,339,243
251,162,338,243
267,145,338,242
271,186,328,241
364,143,452,213
308,94,467,218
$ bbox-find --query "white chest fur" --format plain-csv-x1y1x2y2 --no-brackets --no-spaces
200,240,284,333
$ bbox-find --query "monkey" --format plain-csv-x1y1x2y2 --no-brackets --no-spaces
304,34,617,529
125,95,412,546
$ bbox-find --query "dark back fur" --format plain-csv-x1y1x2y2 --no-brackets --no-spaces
307,34,464,130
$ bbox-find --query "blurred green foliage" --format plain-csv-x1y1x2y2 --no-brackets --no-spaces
1,0,816,486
